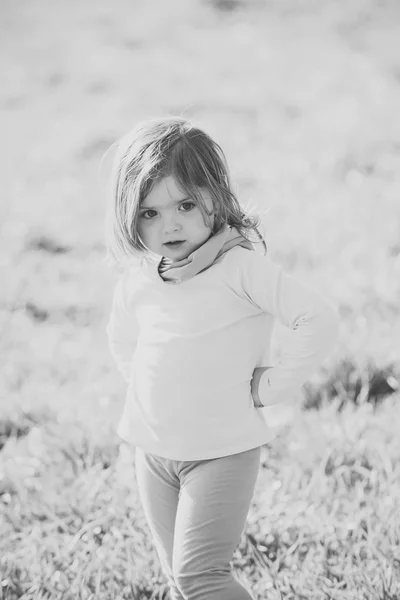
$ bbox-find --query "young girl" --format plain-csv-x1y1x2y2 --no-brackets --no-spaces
105,116,339,600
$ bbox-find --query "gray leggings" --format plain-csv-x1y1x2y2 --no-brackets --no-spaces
134,445,261,600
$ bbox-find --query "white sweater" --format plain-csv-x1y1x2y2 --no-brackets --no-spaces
106,246,340,460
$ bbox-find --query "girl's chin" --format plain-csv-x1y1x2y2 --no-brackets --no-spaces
149,238,209,260
163,249,191,261
159,242,192,260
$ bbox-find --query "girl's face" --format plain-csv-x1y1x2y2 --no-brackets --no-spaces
138,175,215,260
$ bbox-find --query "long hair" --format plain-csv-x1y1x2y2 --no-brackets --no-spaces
104,116,267,267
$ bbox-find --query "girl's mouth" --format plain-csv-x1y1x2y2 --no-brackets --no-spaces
164,241,185,249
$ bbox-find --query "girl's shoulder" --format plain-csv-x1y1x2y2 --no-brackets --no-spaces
221,245,274,274
219,245,281,296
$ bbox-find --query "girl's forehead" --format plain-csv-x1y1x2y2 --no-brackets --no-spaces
141,175,187,208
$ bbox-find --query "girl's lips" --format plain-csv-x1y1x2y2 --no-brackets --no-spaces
164,241,185,247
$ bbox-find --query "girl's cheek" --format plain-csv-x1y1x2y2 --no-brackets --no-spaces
139,219,154,229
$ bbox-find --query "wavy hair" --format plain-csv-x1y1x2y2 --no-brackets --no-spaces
104,116,267,266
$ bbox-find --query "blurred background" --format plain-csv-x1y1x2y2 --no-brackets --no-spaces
2,0,399,427
1,0,400,597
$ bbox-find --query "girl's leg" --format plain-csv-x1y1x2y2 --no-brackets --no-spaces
134,447,184,600
173,446,261,600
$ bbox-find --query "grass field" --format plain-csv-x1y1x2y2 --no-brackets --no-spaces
1,0,400,598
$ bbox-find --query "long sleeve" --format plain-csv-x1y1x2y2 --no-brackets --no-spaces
237,251,340,407
106,274,139,383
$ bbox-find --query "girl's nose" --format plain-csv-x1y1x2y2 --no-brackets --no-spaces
163,215,182,234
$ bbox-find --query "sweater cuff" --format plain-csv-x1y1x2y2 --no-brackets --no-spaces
252,366,272,407
256,365,300,407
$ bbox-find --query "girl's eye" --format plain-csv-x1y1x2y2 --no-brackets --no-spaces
180,201,195,212
140,202,196,220
140,209,157,219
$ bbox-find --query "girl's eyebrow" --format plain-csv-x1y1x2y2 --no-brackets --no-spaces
140,197,191,210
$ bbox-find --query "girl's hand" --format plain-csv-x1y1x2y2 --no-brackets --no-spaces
251,367,272,407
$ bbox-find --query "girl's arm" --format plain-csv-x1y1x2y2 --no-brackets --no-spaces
238,251,340,408
106,274,139,383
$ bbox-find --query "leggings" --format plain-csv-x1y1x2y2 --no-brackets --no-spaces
134,445,261,600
